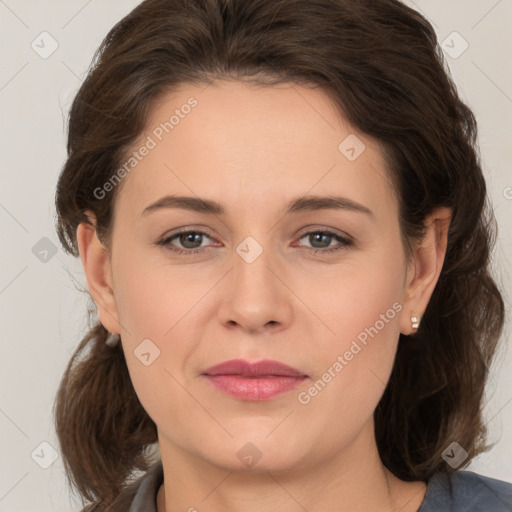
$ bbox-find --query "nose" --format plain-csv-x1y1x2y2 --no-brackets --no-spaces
217,238,293,335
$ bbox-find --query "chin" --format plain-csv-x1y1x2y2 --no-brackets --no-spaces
199,431,311,474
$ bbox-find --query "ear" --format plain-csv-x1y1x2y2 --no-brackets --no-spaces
400,206,452,335
76,210,120,334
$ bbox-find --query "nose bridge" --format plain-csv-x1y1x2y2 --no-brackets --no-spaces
219,229,291,330
232,231,277,298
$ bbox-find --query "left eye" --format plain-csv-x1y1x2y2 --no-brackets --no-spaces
158,229,352,255
296,231,352,252
158,230,214,254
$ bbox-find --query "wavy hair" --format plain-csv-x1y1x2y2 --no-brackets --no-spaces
53,0,505,509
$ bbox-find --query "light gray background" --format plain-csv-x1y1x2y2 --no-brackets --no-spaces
0,1,511,510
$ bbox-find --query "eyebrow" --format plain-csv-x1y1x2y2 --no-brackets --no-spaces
141,194,374,218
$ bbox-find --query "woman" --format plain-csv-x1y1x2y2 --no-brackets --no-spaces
53,0,512,510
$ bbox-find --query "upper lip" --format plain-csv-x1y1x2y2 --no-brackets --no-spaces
203,359,308,378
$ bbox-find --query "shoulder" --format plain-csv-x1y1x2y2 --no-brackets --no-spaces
127,460,164,512
419,470,512,512
81,460,164,512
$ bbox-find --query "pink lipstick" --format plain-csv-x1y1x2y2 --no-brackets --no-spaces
202,359,309,401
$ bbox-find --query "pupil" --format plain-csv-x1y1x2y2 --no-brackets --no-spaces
182,233,202,248
312,233,330,248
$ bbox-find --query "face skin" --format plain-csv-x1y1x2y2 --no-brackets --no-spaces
77,80,451,512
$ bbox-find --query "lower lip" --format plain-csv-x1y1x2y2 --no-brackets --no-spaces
203,375,308,401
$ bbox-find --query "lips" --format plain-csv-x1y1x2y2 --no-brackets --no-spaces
203,359,307,378
202,359,309,401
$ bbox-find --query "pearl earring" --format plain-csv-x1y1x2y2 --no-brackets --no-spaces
411,316,420,329
105,331,121,347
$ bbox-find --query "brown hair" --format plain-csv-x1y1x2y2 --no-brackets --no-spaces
53,0,505,509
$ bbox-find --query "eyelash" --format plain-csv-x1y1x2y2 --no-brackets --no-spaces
157,228,353,256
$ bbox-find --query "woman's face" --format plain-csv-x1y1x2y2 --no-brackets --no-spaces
91,80,423,472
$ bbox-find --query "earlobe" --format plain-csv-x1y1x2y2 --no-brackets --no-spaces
400,207,452,335
76,211,120,334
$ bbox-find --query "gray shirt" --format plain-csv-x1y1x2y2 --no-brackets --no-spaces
128,460,512,511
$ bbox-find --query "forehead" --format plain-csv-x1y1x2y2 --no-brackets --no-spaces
114,80,397,221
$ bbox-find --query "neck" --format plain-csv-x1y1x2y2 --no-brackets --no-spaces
156,421,426,512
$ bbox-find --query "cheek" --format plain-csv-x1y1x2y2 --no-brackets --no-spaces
299,245,405,404
112,246,208,411
112,241,200,340
309,244,405,343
